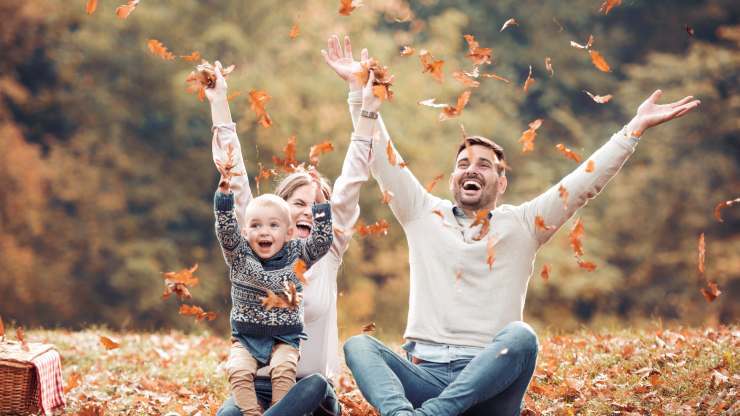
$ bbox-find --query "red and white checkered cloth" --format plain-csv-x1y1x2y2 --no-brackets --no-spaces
31,348,66,415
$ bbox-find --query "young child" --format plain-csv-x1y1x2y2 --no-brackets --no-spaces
214,156,333,415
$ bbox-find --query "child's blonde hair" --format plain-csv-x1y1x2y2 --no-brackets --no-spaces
246,194,292,225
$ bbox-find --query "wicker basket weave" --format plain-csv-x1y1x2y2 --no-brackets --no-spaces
0,343,41,415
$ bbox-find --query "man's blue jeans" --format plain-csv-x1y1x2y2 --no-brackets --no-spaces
216,373,341,416
343,321,538,416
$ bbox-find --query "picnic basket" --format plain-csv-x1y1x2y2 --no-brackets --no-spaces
0,340,43,415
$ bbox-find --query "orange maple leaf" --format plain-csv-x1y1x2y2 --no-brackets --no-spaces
147,39,175,60
339,0,362,16
463,34,492,66
452,71,480,88
425,174,444,193
309,141,334,166
272,135,299,172
115,0,139,19
535,215,555,231
576,258,597,272
439,91,472,121
569,218,585,257
589,50,611,72
555,143,582,163
700,281,722,303
419,49,444,83
99,335,120,350
249,90,273,128
523,65,536,92
486,236,496,270
179,304,217,321
471,210,491,241
294,259,308,285
518,118,543,153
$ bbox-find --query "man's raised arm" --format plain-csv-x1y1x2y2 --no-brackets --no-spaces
521,90,700,245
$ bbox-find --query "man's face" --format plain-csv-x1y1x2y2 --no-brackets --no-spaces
449,144,507,212
245,204,293,259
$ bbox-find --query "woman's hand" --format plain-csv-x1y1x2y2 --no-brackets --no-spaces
321,34,369,92
308,167,327,204
205,61,228,103
625,90,701,136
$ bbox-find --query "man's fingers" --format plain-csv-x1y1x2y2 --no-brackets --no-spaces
669,101,700,119
669,95,694,108
344,35,353,60
361,48,369,61
648,89,663,104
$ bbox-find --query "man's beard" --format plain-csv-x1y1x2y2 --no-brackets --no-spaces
454,187,497,211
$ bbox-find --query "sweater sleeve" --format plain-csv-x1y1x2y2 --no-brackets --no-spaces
369,112,437,224
212,123,253,232
297,202,334,268
328,91,372,258
214,191,249,267
519,127,640,246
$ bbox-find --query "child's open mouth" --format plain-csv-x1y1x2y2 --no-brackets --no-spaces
258,241,273,249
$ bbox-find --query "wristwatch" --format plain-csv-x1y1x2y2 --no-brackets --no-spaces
361,110,379,119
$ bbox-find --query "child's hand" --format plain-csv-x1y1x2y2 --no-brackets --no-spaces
307,167,327,204
216,144,243,193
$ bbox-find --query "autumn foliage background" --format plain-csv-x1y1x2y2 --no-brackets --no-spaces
1,0,738,342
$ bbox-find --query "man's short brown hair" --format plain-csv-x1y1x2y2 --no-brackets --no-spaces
456,136,506,174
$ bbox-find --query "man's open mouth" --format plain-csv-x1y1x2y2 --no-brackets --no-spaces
462,179,483,191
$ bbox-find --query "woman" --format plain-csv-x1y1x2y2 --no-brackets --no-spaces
212,35,375,415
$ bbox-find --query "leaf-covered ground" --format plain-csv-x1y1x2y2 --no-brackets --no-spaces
16,325,738,415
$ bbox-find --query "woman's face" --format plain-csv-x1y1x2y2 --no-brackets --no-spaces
285,183,319,239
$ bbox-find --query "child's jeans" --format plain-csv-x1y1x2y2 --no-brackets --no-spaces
226,339,300,415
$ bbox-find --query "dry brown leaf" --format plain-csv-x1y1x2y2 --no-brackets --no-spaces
386,140,397,166
272,135,300,172
569,218,585,257
471,210,491,241
523,65,535,92
249,90,273,128
584,90,612,103
486,236,496,270
425,174,444,192
339,0,362,16
452,71,480,88
289,23,300,39
355,219,390,237
180,51,201,62
698,233,705,274
260,290,290,310
585,160,595,173
479,72,511,83
179,304,217,321
577,258,597,272
361,322,376,333
518,118,543,153
64,372,82,394
555,143,582,163
500,18,518,32
294,259,308,285
540,264,551,282
599,0,622,15
419,49,444,83
309,141,334,166
589,50,611,72
147,39,175,60
100,335,120,350
464,34,492,66
713,197,739,222
354,59,395,100
86,0,98,15
400,46,416,56
115,0,140,19
440,91,472,121
700,281,722,303
545,57,554,76
558,184,569,210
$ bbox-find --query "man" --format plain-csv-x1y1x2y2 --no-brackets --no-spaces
323,35,700,416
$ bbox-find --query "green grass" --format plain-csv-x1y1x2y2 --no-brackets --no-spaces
7,325,736,415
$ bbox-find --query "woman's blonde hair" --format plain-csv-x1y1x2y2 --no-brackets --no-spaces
274,170,332,202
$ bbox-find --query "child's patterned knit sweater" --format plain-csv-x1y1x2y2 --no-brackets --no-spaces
214,191,333,337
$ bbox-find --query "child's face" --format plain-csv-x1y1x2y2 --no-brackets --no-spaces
245,204,293,259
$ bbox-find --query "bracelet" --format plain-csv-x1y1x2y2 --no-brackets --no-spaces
361,110,379,119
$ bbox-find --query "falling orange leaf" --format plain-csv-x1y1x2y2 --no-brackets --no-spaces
272,135,299,172
589,50,611,72
698,233,705,274
570,35,594,50
64,373,82,394
179,304,217,321
569,218,585,257
100,335,121,350
254,163,275,195
545,57,554,76
500,18,518,32
535,215,556,231
540,264,551,282
471,210,491,241
355,219,390,237
115,0,140,19
584,90,612,103
339,0,362,16
523,65,535,92
260,290,290,310
479,72,511,83
452,71,480,88
425,174,444,192
599,0,622,15
373,84,390,101
361,322,376,333
309,141,334,165
294,259,308,285
585,160,595,173
386,140,397,166
400,46,416,56
162,264,199,301
700,281,722,303
577,258,597,272
147,39,175,60
419,49,444,83
85,0,98,15
180,51,201,62
440,91,472,121
518,118,543,153
555,143,582,163
558,184,569,210
486,236,496,270
289,23,300,39
381,190,394,205
249,89,273,128
464,34,492,65
713,197,739,222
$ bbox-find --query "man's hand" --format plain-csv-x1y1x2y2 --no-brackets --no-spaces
205,60,228,103
321,34,369,92
626,90,701,136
